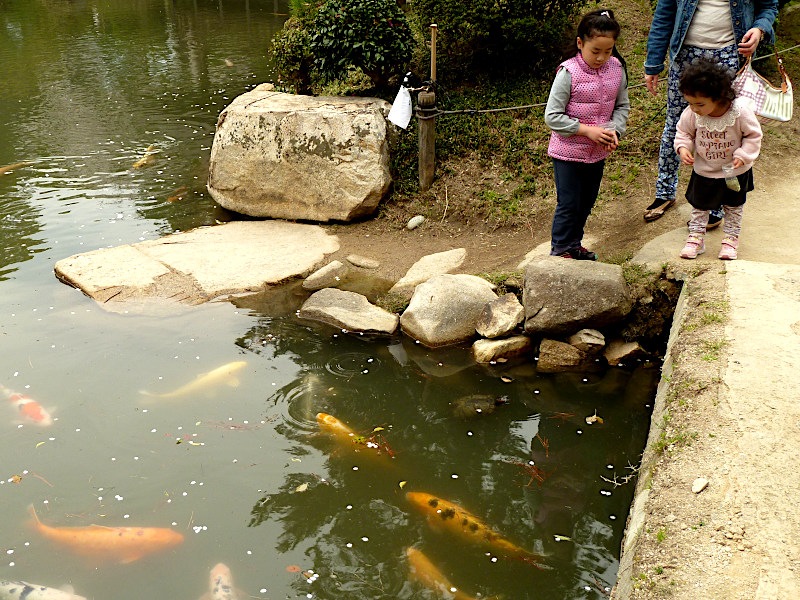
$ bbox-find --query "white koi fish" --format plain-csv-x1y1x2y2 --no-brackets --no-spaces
140,361,247,399
1,385,53,426
0,580,86,600
198,563,243,600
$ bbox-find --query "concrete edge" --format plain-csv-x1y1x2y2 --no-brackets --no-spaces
611,269,693,599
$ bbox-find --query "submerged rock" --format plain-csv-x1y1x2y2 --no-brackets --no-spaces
450,394,509,419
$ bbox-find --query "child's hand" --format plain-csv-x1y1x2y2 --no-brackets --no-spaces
580,124,617,148
733,158,744,168
678,147,694,166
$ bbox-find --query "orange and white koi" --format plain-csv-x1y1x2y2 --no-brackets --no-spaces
2,385,53,426
315,413,394,460
28,504,184,564
406,547,493,600
406,492,533,558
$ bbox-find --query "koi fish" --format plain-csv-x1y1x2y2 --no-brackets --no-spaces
166,185,188,202
0,580,86,600
1,385,53,426
406,492,533,558
0,161,33,176
315,412,395,461
406,548,492,600
198,563,243,600
28,504,184,564
132,145,158,169
140,360,247,399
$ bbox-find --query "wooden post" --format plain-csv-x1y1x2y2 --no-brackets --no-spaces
418,24,437,191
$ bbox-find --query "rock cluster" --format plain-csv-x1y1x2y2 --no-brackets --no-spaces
299,250,654,372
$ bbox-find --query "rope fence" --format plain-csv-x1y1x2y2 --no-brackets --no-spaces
414,42,800,121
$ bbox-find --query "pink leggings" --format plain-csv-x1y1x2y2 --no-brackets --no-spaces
688,205,744,238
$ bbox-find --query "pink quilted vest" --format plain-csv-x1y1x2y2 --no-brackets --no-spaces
547,54,623,163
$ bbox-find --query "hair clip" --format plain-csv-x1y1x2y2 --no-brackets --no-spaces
601,10,611,17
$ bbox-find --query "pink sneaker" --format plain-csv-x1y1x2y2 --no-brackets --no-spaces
680,235,705,259
718,237,739,260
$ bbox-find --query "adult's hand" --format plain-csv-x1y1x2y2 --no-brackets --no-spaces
739,28,763,57
645,73,659,96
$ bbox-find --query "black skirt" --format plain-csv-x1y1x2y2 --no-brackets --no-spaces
685,168,754,210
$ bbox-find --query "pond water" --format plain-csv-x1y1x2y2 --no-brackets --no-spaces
0,2,657,599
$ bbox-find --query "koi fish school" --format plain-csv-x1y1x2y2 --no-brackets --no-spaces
1,385,53,426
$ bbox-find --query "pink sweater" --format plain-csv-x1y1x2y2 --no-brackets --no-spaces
674,100,762,178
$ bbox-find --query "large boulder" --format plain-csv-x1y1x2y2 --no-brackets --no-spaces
299,288,399,334
523,257,632,337
400,274,498,347
208,90,391,222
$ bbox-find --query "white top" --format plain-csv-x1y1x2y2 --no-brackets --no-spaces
683,0,735,49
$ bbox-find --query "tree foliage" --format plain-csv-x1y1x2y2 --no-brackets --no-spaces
411,0,583,78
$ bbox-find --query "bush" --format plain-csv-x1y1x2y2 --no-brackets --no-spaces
270,16,316,94
411,0,582,80
310,0,414,88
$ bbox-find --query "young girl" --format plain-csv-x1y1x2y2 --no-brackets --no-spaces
544,9,630,260
675,58,762,260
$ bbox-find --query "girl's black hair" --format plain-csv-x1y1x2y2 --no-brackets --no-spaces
563,9,628,77
678,58,737,104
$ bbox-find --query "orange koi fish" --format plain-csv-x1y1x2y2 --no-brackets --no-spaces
0,161,33,176
315,413,394,461
28,505,184,564
406,547,495,600
2,385,53,426
406,492,533,558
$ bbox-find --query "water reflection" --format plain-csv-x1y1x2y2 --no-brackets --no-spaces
0,1,656,598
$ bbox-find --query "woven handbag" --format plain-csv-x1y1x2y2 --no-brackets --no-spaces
732,53,793,125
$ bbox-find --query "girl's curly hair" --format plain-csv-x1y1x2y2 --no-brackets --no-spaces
678,58,737,104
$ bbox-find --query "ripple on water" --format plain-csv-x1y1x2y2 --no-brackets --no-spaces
325,353,381,378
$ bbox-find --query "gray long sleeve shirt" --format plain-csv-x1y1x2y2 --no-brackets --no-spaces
544,68,630,138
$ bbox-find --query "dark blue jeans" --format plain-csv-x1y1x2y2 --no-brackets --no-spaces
551,158,605,255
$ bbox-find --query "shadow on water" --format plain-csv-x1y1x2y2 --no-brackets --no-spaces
0,1,659,599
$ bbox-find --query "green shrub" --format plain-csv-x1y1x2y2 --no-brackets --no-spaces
411,0,582,80
310,0,414,88
270,16,316,94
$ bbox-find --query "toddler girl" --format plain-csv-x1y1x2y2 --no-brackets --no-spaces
675,58,762,260
544,9,630,260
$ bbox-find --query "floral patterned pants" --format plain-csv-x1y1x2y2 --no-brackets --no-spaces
655,44,740,218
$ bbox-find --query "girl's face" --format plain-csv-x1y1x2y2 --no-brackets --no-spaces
684,93,729,117
577,34,616,69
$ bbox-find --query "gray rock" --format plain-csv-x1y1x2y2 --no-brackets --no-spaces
567,328,606,354
399,274,498,347
346,254,380,269
208,91,391,222
302,260,349,290
476,293,524,338
536,338,589,373
472,335,533,363
407,215,425,230
603,339,646,366
389,248,467,296
298,288,399,334
523,257,632,337
54,221,339,307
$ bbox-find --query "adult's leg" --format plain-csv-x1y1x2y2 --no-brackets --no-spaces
551,158,582,255
649,47,692,212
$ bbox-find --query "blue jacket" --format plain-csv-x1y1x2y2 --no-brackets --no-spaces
645,0,779,75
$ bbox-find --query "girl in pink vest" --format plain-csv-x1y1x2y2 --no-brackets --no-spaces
544,10,630,260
